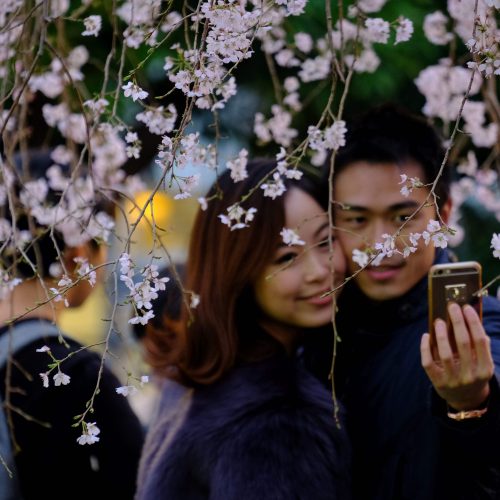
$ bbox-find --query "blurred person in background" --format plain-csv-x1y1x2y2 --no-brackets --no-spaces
136,159,351,499
130,264,186,426
0,150,144,500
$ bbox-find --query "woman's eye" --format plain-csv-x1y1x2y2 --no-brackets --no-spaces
318,235,332,248
275,252,297,265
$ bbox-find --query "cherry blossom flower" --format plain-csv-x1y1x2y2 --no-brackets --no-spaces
218,204,257,231
261,173,286,199
399,174,423,197
364,18,390,44
422,220,450,249
198,197,208,211
402,245,417,258
254,106,298,147
50,288,70,308
129,309,155,326
84,98,109,118
227,149,249,183
357,0,387,13
74,257,97,287
53,371,71,386
40,372,50,388
294,32,313,53
116,385,138,397
409,233,422,247
136,105,177,135
190,293,200,309
395,18,413,44
77,422,101,445
375,233,397,258
492,233,500,259
122,81,148,101
423,11,453,45
298,55,331,82
352,249,370,268
280,228,305,246
82,15,102,37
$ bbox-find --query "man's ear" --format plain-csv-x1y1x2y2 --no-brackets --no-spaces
439,198,452,225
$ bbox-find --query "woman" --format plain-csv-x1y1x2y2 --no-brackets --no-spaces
136,159,350,499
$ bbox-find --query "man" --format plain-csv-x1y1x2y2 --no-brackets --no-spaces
306,104,500,499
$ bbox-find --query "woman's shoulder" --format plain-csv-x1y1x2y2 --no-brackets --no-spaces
148,355,345,454
188,354,339,436
139,357,350,500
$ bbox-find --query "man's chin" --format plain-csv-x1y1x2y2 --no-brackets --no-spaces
356,279,410,302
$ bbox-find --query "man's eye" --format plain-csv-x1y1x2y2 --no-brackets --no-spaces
343,216,366,225
394,214,411,224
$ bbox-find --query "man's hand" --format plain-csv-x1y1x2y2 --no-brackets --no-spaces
421,303,494,411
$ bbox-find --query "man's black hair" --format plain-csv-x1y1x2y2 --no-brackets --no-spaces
334,103,451,208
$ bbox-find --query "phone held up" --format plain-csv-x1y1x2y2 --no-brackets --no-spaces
428,261,483,350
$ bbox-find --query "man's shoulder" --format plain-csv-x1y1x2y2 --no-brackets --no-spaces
483,295,500,337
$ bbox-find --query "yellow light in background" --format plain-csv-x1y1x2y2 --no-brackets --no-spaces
58,284,109,346
59,189,199,347
121,188,199,263
126,190,174,233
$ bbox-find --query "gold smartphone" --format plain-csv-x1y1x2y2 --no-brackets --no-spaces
428,261,483,348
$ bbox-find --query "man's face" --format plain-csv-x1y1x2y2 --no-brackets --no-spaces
334,160,450,301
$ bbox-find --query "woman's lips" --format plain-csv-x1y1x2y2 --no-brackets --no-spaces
301,290,333,306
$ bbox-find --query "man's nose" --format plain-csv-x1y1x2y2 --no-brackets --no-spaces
365,219,392,248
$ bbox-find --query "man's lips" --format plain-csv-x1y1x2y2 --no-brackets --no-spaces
365,263,404,281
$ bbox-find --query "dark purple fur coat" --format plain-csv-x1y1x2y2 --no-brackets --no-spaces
136,353,351,499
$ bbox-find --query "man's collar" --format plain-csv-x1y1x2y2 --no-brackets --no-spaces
337,249,452,332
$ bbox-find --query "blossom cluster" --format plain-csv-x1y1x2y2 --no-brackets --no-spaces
77,421,101,446
36,345,71,389
415,0,499,261
116,375,149,397
0,0,498,450
218,203,257,231
119,253,170,325
352,220,452,268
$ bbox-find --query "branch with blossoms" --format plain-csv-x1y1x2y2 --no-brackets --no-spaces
0,0,499,452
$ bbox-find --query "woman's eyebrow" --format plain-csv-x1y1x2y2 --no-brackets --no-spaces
314,221,330,238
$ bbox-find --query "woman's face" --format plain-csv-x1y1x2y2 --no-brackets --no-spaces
253,187,346,343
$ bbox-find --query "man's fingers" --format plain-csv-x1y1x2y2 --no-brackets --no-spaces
463,304,494,379
448,302,473,372
421,333,441,379
434,318,455,372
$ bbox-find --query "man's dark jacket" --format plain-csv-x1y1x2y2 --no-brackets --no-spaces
305,250,500,499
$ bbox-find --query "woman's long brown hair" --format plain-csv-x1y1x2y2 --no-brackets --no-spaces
145,159,327,385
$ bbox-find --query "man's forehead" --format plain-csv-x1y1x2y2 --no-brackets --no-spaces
334,159,427,182
332,160,429,205
334,200,421,212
